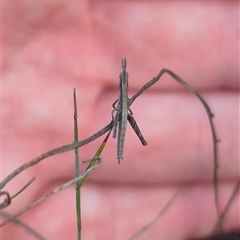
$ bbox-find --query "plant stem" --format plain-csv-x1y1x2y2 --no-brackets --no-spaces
73,89,81,240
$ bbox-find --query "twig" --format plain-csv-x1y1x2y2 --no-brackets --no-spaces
128,185,185,240
11,177,35,200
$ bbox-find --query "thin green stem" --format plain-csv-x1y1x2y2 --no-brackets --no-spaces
73,89,81,240
80,129,112,187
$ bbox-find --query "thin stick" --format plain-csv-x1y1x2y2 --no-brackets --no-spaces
11,177,35,200
73,89,81,240
128,185,185,240
128,68,220,229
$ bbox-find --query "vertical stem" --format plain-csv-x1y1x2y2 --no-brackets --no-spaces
73,89,81,240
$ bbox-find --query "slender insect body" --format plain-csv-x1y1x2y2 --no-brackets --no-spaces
112,58,147,163
117,60,129,161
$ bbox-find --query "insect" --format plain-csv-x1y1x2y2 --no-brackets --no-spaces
112,58,147,163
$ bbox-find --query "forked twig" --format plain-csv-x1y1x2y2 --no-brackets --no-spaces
212,180,240,234
0,177,35,209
